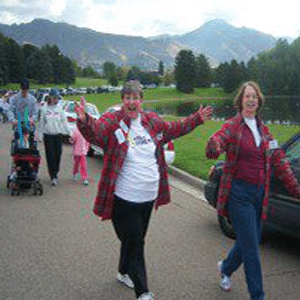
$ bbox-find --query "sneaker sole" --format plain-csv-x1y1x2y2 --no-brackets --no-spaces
218,261,232,292
117,275,134,289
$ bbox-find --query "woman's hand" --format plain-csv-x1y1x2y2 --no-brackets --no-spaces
75,97,87,122
197,105,213,121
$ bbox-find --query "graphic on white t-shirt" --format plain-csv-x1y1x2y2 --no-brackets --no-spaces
115,114,160,203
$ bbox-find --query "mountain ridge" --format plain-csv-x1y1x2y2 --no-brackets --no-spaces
0,18,278,70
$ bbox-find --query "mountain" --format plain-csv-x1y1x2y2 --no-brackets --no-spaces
0,18,278,70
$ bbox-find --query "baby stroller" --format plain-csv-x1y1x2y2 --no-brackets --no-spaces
7,123,43,195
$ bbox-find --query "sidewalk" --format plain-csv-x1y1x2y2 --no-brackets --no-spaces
168,164,206,191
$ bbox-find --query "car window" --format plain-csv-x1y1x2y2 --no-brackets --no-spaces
285,137,300,163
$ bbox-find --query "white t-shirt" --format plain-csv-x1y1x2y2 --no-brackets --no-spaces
115,114,160,203
244,117,261,147
38,104,71,140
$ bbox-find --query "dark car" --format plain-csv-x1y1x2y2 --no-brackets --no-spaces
204,131,300,239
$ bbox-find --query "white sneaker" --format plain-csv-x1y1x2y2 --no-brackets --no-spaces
218,261,232,292
82,179,89,185
117,272,134,289
51,178,57,186
137,292,154,300
73,174,78,182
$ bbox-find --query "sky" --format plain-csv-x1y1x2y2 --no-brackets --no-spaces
1,0,300,40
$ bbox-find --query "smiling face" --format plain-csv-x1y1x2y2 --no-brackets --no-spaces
241,85,259,118
122,92,143,119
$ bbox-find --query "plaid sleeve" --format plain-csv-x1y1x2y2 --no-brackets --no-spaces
206,123,231,159
160,111,204,140
77,113,115,148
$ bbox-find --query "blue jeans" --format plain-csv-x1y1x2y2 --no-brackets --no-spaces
221,179,265,300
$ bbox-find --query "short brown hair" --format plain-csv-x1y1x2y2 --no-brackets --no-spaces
121,80,143,99
234,81,265,114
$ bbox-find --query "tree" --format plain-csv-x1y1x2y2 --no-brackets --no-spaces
195,54,212,87
174,50,196,93
126,66,141,82
0,33,9,86
216,60,245,93
109,74,118,86
33,49,53,84
158,61,164,76
103,62,116,80
247,57,258,82
4,37,24,83
161,70,174,86
116,66,129,81
288,37,300,95
22,43,39,80
81,66,99,78
60,56,76,85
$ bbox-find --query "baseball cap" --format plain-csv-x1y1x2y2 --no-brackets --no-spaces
20,78,30,90
49,88,60,98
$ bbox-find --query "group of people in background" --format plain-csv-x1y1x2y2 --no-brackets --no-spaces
4,79,90,187
4,78,300,300
0,90,12,122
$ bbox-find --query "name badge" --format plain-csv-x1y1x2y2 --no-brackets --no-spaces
114,129,126,144
119,120,129,133
127,131,136,147
269,139,279,149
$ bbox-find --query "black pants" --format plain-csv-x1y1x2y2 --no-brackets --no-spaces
112,195,154,298
43,134,62,180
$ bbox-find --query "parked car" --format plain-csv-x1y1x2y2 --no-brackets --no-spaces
64,101,101,131
204,131,300,240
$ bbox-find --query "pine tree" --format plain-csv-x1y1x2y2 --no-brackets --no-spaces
175,50,196,93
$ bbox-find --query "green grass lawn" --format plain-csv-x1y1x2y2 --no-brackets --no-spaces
3,78,298,181
1,77,109,91
66,86,228,113
164,117,300,181
65,86,300,181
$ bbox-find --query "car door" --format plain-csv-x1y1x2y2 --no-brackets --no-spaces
267,134,300,237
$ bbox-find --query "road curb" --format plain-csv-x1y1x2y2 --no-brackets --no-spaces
168,165,206,191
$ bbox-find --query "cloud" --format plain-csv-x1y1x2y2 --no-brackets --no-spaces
0,0,299,39
92,0,118,4
0,0,67,24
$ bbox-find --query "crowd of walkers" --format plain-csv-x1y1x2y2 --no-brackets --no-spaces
3,78,300,300
2,79,90,186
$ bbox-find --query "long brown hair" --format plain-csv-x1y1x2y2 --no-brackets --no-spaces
234,81,265,114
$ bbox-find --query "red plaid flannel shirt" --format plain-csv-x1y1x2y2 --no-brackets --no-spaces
78,108,204,220
206,113,300,220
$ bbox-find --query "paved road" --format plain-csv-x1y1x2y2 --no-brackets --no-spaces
1,123,300,300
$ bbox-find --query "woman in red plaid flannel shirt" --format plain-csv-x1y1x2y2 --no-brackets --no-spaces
206,81,300,300
76,80,212,300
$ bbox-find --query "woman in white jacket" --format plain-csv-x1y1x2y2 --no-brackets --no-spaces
38,88,71,186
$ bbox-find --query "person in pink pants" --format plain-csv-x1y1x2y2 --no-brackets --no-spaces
70,125,90,185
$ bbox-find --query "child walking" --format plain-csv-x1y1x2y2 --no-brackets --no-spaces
71,125,90,185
